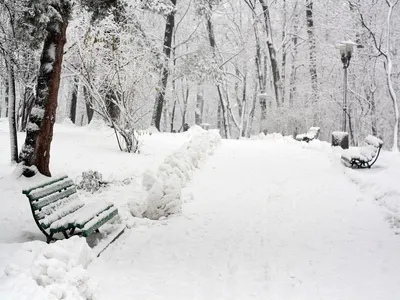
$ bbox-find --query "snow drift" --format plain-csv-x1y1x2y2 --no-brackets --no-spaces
1,237,96,300
132,127,221,220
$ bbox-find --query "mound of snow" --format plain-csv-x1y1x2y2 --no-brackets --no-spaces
135,129,221,220
1,237,96,300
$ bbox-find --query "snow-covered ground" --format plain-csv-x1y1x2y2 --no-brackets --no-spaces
1,118,400,299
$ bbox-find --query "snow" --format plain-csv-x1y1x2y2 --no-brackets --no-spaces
26,122,40,132
47,43,56,61
50,201,113,231
365,134,383,147
31,108,45,120
332,131,348,139
1,119,400,299
89,136,400,299
141,128,221,220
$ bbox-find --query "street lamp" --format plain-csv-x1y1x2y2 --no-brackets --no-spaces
336,40,357,132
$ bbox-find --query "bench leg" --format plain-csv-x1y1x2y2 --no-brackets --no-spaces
46,233,54,244
62,230,69,239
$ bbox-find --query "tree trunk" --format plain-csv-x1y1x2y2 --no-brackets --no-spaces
258,0,282,107
195,85,204,125
252,18,267,133
289,2,299,107
151,0,177,131
69,75,78,124
83,86,94,124
206,11,229,138
246,79,258,137
6,60,18,163
305,0,319,107
20,21,68,176
385,0,399,152
4,79,9,117
281,0,287,105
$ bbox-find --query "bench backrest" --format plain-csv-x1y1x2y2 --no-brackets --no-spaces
365,135,383,148
22,175,84,230
307,127,320,139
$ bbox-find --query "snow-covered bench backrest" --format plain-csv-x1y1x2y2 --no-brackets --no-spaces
365,135,383,148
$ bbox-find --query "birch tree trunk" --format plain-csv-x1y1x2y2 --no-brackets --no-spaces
6,60,18,163
281,0,287,105
385,0,399,152
288,9,299,107
305,0,319,108
151,0,177,131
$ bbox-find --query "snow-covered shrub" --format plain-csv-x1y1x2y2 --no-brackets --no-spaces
137,129,221,220
31,237,96,300
77,170,105,193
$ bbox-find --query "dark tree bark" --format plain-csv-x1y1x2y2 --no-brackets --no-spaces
69,75,78,123
206,7,229,138
4,79,9,117
83,86,94,124
20,20,68,176
151,0,177,131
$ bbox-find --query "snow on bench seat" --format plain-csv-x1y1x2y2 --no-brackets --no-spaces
341,145,378,163
81,206,119,237
32,186,77,210
27,177,75,201
49,201,114,234
39,195,85,229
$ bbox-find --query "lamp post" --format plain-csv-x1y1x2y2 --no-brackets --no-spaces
336,40,357,132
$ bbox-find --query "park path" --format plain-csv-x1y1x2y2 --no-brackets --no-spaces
89,139,400,300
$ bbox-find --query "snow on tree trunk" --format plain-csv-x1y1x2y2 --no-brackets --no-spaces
6,60,18,163
195,86,204,125
281,0,287,105
258,0,282,107
385,0,399,152
289,3,299,107
151,0,177,131
20,21,68,176
305,0,319,109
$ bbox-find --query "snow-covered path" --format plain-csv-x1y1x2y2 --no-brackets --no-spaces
90,139,400,300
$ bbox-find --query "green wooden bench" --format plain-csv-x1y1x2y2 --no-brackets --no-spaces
22,174,120,244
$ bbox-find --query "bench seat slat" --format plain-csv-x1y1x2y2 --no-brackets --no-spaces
50,201,114,234
35,193,82,220
40,197,85,229
22,174,68,195
32,186,77,210
28,178,75,201
81,207,119,237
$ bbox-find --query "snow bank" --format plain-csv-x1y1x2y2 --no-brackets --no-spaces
249,132,284,140
133,128,221,220
0,237,96,300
